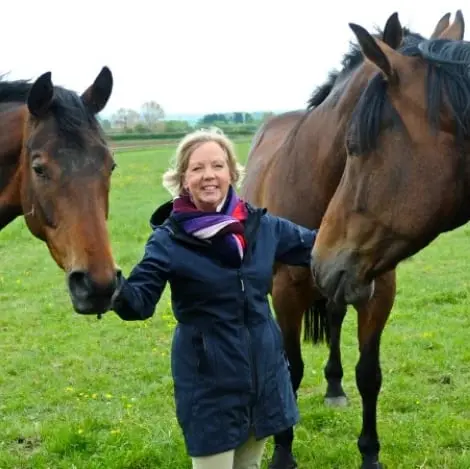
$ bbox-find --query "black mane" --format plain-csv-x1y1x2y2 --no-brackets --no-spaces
0,76,32,103
306,41,368,109
346,38,470,155
0,75,103,147
307,27,425,109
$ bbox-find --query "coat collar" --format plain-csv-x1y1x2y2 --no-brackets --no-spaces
149,199,266,255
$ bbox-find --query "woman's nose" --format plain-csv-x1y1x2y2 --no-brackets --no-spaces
202,168,215,179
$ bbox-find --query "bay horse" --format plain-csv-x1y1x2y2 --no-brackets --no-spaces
0,67,120,315
240,10,464,469
311,18,470,358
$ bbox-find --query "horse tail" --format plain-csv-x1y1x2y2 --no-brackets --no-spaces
303,298,331,345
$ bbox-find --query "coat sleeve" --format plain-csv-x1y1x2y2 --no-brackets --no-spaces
111,228,171,321
267,213,317,267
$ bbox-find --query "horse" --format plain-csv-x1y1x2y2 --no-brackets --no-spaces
0,67,120,315
311,7,470,392
240,10,464,469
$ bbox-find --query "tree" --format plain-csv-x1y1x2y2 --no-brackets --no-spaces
98,118,112,131
112,108,140,130
233,112,244,124
165,120,192,133
141,101,165,130
199,113,228,125
244,112,254,123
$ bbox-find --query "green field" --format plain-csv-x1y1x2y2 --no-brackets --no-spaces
1,139,469,468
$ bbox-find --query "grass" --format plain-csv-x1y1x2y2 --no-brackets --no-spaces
1,139,470,468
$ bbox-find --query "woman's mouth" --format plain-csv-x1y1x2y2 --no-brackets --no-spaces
202,185,218,192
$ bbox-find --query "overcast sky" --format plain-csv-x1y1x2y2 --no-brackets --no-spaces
2,1,467,117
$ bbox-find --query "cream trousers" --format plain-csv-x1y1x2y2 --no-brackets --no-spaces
191,433,267,469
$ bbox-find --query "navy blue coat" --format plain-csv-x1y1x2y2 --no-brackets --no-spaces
111,201,317,457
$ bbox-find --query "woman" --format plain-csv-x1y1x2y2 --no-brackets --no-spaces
110,128,318,469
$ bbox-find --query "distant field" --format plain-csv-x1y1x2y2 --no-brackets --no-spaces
110,136,254,151
110,139,182,150
0,141,469,468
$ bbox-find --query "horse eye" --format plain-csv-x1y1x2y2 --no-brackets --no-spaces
111,162,117,172
32,160,47,178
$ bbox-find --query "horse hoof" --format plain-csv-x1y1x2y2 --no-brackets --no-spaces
361,460,384,469
268,445,298,469
324,395,348,407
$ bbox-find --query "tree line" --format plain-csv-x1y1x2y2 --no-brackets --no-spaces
97,101,276,136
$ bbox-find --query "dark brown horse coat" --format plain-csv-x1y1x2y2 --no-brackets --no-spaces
240,10,464,469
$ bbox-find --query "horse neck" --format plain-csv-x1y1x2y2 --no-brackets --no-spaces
271,67,376,220
313,66,371,132
0,106,26,230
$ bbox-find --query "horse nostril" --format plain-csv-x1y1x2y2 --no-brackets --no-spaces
68,269,119,315
69,269,121,298
110,269,121,291
68,270,92,299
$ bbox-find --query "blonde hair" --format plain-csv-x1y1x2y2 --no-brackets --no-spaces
162,127,245,197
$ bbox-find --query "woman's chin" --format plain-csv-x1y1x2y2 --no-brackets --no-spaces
195,199,219,211
201,195,221,206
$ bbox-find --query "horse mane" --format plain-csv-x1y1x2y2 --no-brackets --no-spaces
306,41,368,109
0,75,32,103
0,74,104,147
307,27,425,110
347,38,470,155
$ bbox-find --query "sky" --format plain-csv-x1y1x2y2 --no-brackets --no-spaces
2,1,467,118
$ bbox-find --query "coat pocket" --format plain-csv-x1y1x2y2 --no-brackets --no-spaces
191,330,205,373
191,329,218,382
266,318,290,371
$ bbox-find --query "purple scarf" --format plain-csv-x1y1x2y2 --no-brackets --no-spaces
171,185,248,266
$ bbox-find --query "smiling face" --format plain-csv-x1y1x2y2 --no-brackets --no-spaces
183,141,232,211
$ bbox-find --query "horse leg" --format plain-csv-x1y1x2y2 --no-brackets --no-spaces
304,298,348,406
268,267,314,469
323,301,348,407
354,271,396,469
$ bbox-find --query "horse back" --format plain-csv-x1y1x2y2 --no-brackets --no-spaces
241,110,305,204
241,108,346,229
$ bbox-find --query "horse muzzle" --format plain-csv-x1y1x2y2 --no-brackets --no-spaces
311,249,374,306
67,268,122,314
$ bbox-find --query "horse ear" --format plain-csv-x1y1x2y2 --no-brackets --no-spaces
81,66,113,114
437,10,465,40
27,72,54,118
430,12,451,39
382,12,402,50
350,23,401,83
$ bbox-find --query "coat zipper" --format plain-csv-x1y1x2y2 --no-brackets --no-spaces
238,209,263,428
239,270,257,427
